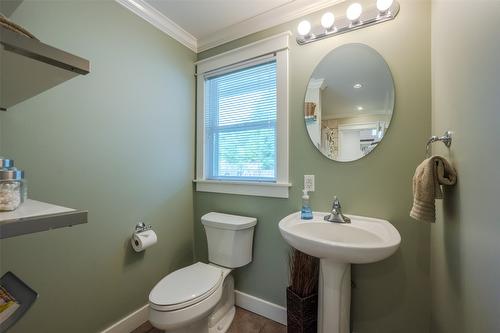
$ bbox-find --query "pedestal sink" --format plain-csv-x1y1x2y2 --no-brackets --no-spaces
279,212,401,333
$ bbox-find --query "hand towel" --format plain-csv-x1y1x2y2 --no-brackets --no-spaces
410,155,457,222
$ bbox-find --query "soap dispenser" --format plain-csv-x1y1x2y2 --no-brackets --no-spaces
301,189,313,220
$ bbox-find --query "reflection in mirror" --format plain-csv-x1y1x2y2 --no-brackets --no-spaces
304,43,395,162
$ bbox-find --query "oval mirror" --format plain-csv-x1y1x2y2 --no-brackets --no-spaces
304,43,395,162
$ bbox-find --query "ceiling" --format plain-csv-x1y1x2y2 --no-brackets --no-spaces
145,0,292,40
116,0,342,52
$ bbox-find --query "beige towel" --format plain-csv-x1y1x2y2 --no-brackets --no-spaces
410,156,457,222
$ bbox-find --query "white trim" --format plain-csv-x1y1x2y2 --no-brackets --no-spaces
323,111,390,120
275,48,289,186
115,0,197,52
235,290,287,326
196,72,205,182
100,304,149,333
196,0,344,52
196,32,291,74
195,34,290,198
99,292,287,332
203,54,276,79
308,78,327,90
338,122,380,131
115,0,344,53
194,180,291,199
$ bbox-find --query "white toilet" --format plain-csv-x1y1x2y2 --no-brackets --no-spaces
149,212,257,333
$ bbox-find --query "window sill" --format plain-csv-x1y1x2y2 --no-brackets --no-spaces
193,179,291,198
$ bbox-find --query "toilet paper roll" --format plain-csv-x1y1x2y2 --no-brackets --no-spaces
131,230,157,252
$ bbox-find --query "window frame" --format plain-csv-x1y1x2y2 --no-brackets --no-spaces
194,32,290,198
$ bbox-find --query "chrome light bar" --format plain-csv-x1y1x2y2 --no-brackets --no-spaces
296,1,400,45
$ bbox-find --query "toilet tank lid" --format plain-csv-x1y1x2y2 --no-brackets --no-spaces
202,212,257,230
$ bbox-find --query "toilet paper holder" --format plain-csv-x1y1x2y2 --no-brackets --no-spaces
134,221,152,233
131,221,157,252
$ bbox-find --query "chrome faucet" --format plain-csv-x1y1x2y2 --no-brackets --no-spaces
324,196,351,224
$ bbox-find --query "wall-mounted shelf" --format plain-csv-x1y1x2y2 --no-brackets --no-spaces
0,25,90,110
0,200,88,239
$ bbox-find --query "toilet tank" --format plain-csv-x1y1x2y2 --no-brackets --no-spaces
202,212,257,268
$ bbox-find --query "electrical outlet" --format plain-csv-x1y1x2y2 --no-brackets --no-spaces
304,175,315,192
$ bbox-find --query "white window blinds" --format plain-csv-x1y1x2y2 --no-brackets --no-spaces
204,59,277,182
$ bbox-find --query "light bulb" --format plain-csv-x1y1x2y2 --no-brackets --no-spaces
321,12,335,29
377,0,393,12
297,20,312,36
357,106,364,111
346,3,363,22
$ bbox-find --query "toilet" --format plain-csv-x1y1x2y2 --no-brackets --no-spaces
149,212,257,333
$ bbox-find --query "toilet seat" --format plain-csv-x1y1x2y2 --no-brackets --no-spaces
149,262,223,311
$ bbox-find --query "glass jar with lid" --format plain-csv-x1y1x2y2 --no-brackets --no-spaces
0,167,26,211
0,157,14,169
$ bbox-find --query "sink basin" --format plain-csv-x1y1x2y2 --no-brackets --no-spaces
279,212,401,333
279,212,400,264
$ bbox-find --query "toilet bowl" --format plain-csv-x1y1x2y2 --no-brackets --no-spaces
149,212,257,333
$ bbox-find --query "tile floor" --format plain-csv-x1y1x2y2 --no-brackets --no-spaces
132,307,286,333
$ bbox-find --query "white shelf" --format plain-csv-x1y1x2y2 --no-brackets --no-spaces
0,200,87,239
0,200,74,222
0,25,90,110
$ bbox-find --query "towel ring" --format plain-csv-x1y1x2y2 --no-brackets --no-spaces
426,131,452,157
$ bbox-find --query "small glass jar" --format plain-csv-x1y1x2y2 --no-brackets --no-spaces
0,158,14,169
0,168,26,211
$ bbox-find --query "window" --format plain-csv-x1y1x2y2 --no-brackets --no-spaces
195,33,290,198
205,60,277,182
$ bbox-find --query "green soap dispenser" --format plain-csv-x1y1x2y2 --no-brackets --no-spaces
301,189,313,220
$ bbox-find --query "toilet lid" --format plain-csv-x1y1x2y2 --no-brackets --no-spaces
149,262,223,309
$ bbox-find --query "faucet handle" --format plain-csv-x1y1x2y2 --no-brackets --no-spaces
325,196,351,223
332,196,341,209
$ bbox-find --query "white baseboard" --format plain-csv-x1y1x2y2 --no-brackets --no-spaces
100,291,287,333
100,304,149,333
234,290,287,326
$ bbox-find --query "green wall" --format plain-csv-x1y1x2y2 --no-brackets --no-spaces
0,1,195,332
0,1,437,332
430,1,500,332
195,0,432,332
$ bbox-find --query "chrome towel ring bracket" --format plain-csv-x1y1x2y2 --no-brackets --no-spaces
426,131,452,157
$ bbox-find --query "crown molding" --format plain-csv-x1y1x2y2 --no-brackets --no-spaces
196,0,344,52
116,0,344,53
115,0,198,52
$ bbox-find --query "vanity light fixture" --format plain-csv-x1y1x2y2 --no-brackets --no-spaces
346,3,363,24
377,0,394,14
321,12,335,30
353,83,363,89
297,20,312,37
296,0,400,45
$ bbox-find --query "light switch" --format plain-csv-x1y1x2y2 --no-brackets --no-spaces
304,175,315,192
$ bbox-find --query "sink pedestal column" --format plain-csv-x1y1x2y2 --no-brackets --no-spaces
318,259,351,333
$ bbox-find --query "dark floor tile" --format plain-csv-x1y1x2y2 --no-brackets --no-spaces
228,307,286,333
227,307,263,333
148,328,163,333
261,320,287,333
132,321,154,333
